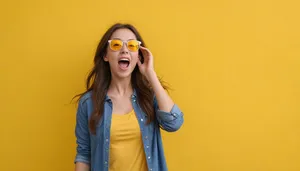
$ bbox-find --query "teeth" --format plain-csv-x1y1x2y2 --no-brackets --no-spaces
119,58,129,61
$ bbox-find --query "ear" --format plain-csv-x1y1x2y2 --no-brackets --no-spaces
103,56,108,62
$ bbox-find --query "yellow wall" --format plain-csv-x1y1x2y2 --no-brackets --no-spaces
1,0,299,170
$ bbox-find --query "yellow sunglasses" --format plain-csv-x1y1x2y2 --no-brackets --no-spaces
108,39,141,52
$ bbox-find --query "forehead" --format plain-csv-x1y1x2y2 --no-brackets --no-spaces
110,28,137,40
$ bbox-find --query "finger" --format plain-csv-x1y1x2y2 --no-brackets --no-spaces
140,48,153,62
139,47,148,57
139,46,152,56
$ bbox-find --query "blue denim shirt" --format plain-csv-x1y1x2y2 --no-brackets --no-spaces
74,90,184,171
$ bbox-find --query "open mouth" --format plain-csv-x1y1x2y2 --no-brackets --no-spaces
118,58,130,69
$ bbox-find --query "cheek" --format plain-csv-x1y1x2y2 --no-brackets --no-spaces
106,51,119,61
131,52,139,62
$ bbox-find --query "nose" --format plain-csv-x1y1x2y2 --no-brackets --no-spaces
120,43,129,54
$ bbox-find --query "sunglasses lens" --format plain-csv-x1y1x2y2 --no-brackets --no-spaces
110,39,123,51
127,40,140,52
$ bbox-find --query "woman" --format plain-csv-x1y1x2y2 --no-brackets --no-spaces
74,23,184,171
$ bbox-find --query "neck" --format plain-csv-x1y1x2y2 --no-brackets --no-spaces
108,75,133,97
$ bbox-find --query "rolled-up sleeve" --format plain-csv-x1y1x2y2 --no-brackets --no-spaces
154,97,184,132
74,99,91,164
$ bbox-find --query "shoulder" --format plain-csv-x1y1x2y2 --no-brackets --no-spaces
76,91,94,116
78,91,93,106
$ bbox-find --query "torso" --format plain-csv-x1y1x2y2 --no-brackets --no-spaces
109,110,148,171
108,92,133,115
107,90,148,171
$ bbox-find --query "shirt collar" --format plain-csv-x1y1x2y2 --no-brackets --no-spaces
104,89,137,102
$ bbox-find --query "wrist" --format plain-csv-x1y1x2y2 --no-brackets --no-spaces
145,69,157,83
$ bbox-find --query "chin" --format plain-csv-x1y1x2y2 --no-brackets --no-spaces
115,71,133,79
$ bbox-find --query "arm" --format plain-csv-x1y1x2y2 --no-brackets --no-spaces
149,70,184,132
147,70,174,112
74,99,91,170
138,46,184,132
75,162,90,171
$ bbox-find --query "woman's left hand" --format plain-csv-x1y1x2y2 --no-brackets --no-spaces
137,46,155,79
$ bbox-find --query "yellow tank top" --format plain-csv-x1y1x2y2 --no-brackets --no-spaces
109,110,148,171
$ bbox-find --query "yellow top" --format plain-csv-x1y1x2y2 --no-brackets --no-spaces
109,110,148,171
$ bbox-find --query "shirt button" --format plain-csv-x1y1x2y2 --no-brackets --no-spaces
145,136,148,139
141,118,143,122
146,146,149,148
106,139,108,142
148,156,151,160
133,99,136,102
150,169,152,171
104,161,107,164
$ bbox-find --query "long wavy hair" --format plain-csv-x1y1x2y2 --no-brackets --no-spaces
74,23,168,135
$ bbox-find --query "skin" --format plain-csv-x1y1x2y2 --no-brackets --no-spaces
75,28,174,171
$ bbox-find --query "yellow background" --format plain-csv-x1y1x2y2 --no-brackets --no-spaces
1,0,299,170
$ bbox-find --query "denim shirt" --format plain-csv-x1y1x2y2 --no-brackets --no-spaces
74,90,184,171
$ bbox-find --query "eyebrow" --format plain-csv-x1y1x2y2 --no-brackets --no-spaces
111,38,137,41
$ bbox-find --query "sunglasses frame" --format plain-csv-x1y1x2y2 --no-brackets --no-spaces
108,39,142,52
